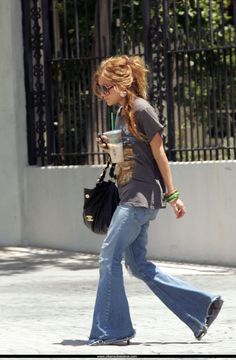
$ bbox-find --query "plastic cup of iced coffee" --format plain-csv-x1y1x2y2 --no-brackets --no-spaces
103,129,124,163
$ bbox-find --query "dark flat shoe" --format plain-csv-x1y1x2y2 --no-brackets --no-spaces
87,335,133,346
195,325,207,341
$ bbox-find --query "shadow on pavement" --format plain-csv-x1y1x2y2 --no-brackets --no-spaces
57,339,88,346
0,246,99,276
56,339,215,347
1,246,234,277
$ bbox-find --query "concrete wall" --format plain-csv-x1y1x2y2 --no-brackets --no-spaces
0,0,27,246
148,161,236,266
23,161,236,267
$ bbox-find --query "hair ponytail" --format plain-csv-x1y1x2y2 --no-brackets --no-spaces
127,56,148,99
122,56,148,140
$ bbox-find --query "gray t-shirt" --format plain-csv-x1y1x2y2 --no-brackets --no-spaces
115,97,166,209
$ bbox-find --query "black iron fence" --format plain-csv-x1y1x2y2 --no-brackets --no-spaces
166,0,236,161
22,0,236,165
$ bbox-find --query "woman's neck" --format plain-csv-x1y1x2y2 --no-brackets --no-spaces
118,98,126,107
118,95,138,107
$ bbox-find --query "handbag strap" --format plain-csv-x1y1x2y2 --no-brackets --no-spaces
97,156,116,183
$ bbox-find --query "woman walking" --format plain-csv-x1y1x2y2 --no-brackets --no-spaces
88,55,223,346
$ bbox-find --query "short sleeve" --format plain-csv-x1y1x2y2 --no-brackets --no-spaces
135,105,164,142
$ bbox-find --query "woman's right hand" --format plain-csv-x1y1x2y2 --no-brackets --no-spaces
96,135,110,153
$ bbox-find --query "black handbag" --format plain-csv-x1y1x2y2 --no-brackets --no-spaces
83,159,120,234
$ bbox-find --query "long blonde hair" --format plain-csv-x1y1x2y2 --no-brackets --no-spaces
93,55,149,140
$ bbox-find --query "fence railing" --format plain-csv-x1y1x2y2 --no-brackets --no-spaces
22,0,236,165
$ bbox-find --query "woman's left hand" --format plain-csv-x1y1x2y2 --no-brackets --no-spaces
170,198,186,219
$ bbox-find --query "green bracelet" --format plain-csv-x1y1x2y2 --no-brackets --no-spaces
164,190,180,203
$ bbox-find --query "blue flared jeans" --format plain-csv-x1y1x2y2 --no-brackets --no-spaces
89,205,220,342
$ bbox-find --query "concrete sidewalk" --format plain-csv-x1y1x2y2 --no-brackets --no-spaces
0,247,235,356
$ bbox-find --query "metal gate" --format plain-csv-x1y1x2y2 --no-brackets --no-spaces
22,0,236,165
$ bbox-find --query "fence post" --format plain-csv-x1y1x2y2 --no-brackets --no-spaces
142,0,152,67
21,0,48,166
21,0,37,165
41,0,54,165
162,0,176,161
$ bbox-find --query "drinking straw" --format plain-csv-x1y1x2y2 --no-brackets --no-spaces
111,111,114,130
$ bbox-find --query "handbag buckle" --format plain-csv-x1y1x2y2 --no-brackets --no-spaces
85,215,94,222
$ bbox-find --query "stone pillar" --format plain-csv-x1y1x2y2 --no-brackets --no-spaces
0,0,27,245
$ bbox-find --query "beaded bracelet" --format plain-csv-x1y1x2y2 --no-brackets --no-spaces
164,190,180,203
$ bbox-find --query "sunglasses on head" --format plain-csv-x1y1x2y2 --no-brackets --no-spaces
96,84,114,95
